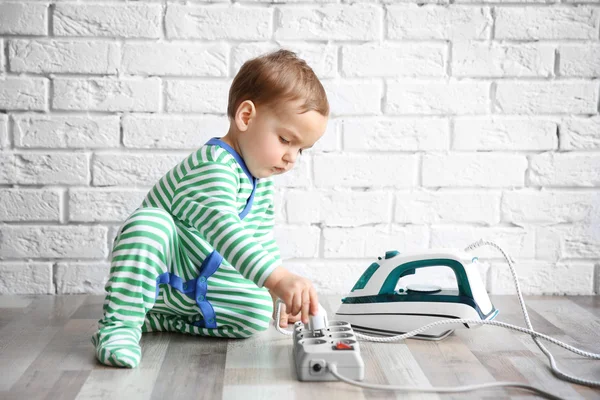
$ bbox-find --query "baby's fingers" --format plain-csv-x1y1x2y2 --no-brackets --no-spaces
301,289,310,324
279,312,289,328
287,313,302,323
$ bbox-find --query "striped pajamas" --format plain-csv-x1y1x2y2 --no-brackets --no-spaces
92,139,281,368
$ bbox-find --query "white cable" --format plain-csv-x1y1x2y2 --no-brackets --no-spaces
328,363,564,400
465,239,600,388
273,299,294,336
353,318,600,359
274,240,600,395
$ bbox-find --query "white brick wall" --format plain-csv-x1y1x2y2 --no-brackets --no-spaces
0,0,598,296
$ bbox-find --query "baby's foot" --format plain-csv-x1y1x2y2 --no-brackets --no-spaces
92,325,142,368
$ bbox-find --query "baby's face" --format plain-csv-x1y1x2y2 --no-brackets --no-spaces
240,99,328,178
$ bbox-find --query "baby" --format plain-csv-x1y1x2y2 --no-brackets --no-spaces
92,49,329,368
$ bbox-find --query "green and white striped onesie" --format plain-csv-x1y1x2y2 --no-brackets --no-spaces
92,138,281,368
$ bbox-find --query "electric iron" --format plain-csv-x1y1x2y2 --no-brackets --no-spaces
335,249,499,340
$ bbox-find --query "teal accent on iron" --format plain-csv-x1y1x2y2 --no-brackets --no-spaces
385,250,400,259
378,258,474,298
341,290,497,320
488,309,499,320
351,262,380,292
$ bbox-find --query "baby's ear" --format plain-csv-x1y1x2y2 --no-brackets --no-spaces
235,100,256,131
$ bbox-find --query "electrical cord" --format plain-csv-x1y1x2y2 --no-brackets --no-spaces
274,239,600,398
327,363,564,400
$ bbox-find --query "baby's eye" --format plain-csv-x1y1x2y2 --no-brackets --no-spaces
279,136,289,144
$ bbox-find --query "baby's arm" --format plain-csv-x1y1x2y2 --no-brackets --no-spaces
171,161,278,287
171,161,318,322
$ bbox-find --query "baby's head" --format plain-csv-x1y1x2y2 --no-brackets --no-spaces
226,49,329,179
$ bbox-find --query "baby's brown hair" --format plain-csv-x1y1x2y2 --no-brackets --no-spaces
227,49,329,119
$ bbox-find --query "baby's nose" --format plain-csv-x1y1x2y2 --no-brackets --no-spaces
283,152,296,164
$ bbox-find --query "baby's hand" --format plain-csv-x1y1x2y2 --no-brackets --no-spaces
276,307,302,328
265,267,318,325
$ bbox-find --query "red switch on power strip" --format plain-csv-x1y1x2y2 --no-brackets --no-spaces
335,342,353,350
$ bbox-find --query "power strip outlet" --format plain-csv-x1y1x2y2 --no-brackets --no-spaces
293,320,365,381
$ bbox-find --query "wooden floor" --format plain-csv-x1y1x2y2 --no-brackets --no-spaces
0,294,598,400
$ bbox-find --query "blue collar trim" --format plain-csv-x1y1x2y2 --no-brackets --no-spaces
206,138,256,183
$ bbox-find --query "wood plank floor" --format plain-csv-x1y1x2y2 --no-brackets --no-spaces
0,294,598,400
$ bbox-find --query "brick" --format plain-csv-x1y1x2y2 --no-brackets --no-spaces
0,225,107,258
13,115,120,149
0,39,4,72
386,81,489,115
343,117,448,151
431,225,535,259
559,44,600,77
538,225,600,261
165,80,230,113
456,0,547,3
496,7,599,40
122,115,228,149
15,153,88,185
560,223,600,258
453,42,554,77
322,81,382,116
0,263,53,294
275,4,382,41
561,117,600,150
9,40,119,74
92,153,186,187
453,117,557,151
423,153,527,187
0,114,7,149
286,190,392,227
122,43,228,77
0,153,16,184
341,43,446,77
536,226,561,262
323,225,428,258
245,0,338,3
490,261,594,295
312,119,338,153
55,263,110,294
0,189,60,222
275,225,320,259
273,190,285,224
388,5,491,40
0,77,47,111
502,190,600,225
54,3,161,38
69,189,147,222
495,82,598,114
232,43,338,79
0,3,47,35
314,154,418,188
52,78,160,112
529,153,600,187
395,190,501,225
166,4,272,40
107,225,121,256
272,155,311,188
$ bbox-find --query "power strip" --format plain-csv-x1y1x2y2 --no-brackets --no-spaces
293,319,365,381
